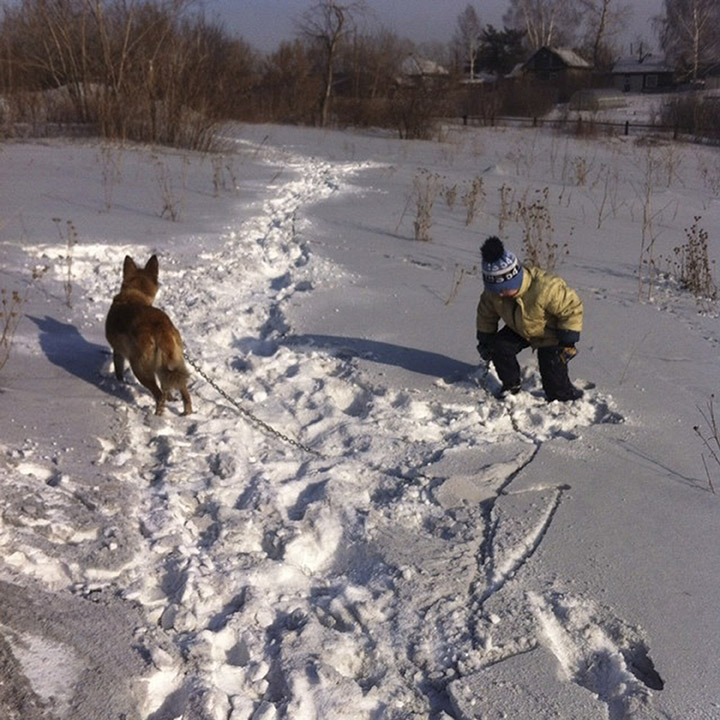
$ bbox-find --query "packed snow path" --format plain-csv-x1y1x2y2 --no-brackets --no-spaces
2,135,672,720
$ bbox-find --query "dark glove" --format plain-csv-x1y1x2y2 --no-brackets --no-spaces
477,343,492,362
560,345,578,363
476,332,494,362
556,329,580,345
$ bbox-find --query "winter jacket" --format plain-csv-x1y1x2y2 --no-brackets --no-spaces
476,265,583,348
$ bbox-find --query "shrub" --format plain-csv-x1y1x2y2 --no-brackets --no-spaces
661,94,720,143
0,266,48,373
498,79,554,118
462,176,485,226
672,216,717,308
413,169,442,242
515,187,567,271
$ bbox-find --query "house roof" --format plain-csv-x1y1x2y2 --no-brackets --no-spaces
523,47,591,70
551,48,592,69
400,54,449,77
613,56,674,74
507,62,525,79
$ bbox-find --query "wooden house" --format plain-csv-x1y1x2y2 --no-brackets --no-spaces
612,56,675,93
519,46,593,102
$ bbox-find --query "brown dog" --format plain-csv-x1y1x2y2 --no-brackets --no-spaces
105,255,192,415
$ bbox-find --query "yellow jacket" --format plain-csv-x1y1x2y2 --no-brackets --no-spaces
476,266,583,348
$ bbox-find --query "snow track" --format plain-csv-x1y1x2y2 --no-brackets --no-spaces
7,138,665,719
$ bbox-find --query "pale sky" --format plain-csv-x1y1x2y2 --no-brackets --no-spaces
201,0,664,55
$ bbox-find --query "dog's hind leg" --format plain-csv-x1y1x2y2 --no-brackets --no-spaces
131,362,165,415
158,360,192,415
113,352,126,381
179,383,192,415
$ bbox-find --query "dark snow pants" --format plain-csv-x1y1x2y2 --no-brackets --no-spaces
487,326,579,401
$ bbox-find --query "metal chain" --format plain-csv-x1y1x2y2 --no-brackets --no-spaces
186,355,322,458
477,360,491,392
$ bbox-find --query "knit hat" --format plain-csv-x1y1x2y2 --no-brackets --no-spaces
481,236,523,293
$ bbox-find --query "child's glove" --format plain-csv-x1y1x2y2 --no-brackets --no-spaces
477,332,494,362
477,343,492,362
561,345,578,363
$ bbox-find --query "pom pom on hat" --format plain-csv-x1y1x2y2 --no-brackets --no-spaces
481,236,523,293
481,235,506,264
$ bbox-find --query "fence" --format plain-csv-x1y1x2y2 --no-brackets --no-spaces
458,114,720,144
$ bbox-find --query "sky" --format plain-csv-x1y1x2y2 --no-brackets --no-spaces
202,0,664,55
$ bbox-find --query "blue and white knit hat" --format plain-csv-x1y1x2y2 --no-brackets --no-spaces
481,236,523,293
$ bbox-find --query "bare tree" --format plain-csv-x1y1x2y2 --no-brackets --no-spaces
0,0,257,148
453,4,482,79
297,0,366,127
261,39,320,123
339,28,408,99
503,0,580,50
655,0,720,81
578,0,630,69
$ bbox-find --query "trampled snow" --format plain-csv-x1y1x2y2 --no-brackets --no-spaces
1,120,719,719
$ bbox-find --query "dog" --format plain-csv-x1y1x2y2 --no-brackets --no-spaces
105,255,192,416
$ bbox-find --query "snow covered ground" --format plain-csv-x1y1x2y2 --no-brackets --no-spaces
1,119,719,719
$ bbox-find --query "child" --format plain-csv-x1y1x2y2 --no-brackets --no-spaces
476,236,584,401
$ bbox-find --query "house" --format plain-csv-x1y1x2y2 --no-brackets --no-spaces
519,46,593,102
399,54,449,81
612,56,675,93
522,47,592,81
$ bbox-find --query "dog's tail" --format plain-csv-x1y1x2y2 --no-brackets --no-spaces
154,323,193,415
158,362,190,390
157,355,190,390
156,336,190,391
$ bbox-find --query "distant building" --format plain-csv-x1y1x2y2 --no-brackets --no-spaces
522,47,592,81
612,56,675,93
398,54,449,82
518,46,593,102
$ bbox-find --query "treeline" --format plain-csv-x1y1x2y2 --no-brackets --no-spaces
0,0,258,148
0,0,484,147
3,0,717,149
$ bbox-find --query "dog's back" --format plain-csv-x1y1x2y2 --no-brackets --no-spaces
105,255,192,415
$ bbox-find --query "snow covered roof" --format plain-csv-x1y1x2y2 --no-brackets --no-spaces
506,62,525,79
550,47,592,69
520,47,592,72
400,54,449,77
613,56,674,74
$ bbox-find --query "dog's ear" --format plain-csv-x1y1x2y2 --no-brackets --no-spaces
123,256,137,278
145,255,159,281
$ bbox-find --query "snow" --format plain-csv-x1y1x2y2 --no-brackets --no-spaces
1,119,719,719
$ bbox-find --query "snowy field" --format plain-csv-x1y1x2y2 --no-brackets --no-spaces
1,119,719,719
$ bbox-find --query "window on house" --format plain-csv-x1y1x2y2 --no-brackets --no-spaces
645,74,658,89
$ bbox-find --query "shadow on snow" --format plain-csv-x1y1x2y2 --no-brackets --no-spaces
28,315,132,403
283,333,477,380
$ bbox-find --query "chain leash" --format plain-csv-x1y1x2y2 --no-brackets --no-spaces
186,355,322,458
477,360,491,392
186,355,525,460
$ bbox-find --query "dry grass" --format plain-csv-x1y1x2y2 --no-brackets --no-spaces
413,169,442,242
671,217,717,309
462,176,485,226
0,266,48,372
52,218,78,308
